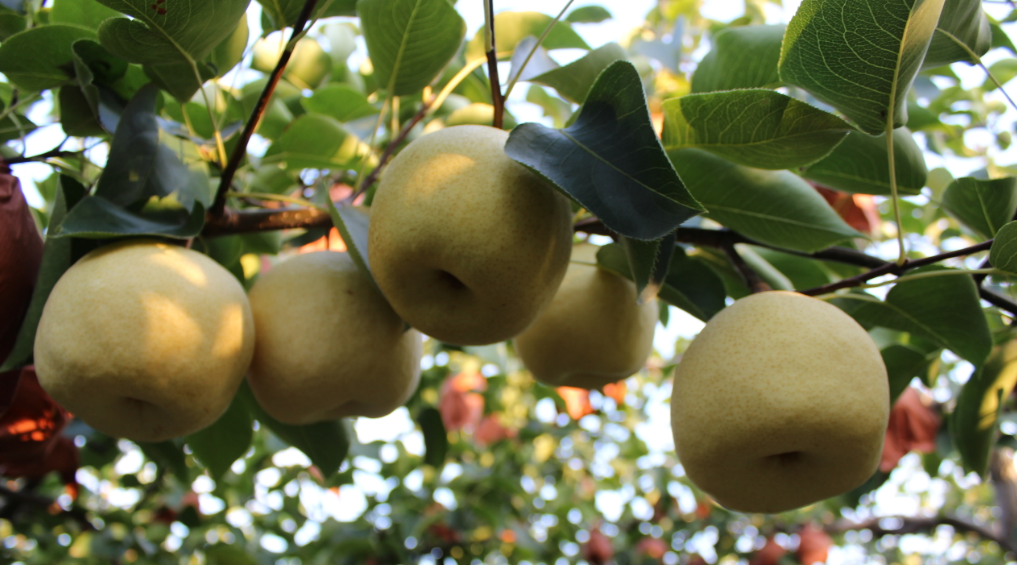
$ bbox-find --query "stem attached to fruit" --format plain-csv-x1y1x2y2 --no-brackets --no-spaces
484,0,505,129
722,243,771,294
210,0,322,218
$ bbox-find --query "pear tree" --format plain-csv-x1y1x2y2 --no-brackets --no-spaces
1,0,1017,563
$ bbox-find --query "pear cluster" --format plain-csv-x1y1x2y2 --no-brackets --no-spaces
30,125,889,516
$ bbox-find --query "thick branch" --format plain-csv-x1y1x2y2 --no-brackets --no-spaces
210,0,321,217
828,515,1017,554
202,206,331,237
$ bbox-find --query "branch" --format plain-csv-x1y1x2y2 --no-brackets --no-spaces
210,0,321,217
202,206,331,237
828,515,1016,554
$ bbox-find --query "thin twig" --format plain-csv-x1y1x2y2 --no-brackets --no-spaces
354,101,433,197
723,243,771,293
210,0,321,217
201,206,332,237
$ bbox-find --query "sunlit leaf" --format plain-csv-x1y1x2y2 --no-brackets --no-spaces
780,0,946,134
565,5,612,23
465,11,589,61
923,0,991,69
691,24,784,93
990,221,1017,275
358,0,465,96
661,90,852,170
529,42,626,104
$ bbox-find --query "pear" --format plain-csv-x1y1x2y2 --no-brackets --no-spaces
34,240,255,443
246,251,422,424
670,291,889,514
367,125,574,346
515,243,657,389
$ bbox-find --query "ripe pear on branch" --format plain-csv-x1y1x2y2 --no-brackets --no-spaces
515,243,657,389
34,240,255,443
246,251,423,424
670,291,889,514
367,125,574,346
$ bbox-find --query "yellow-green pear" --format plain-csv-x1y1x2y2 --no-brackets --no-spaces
515,243,657,389
670,291,889,514
34,240,255,443
246,251,423,424
367,125,573,346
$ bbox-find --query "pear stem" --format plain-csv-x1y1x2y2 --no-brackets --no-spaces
484,0,505,128
722,243,771,294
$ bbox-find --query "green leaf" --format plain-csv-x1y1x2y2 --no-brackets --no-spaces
942,177,1017,239
529,42,626,104
983,59,1017,91
507,37,559,85
263,114,370,171
59,85,106,137
0,177,92,372
326,202,372,277
240,383,349,477
691,24,784,93
505,61,703,241
834,267,992,366
668,148,860,252
800,129,927,196
53,197,206,239
565,5,612,23
94,84,211,209
357,0,465,96
50,0,122,29
620,236,675,300
0,12,25,40
96,0,250,65
0,24,97,90
779,0,946,134
257,0,357,31
658,250,727,321
302,84,378,122
661,90,852,170
465,11,589,61
990,221,1017,275
418,407,447,468
923,0,991,69
144,60,216,102
186,393,253,481
952,339,1017,476
881,344,934,403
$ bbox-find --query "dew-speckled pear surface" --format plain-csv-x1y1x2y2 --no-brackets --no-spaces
515,243,657,388
34,240,255,443
246,251,422,424
367,125,574,346
670,291,889,514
